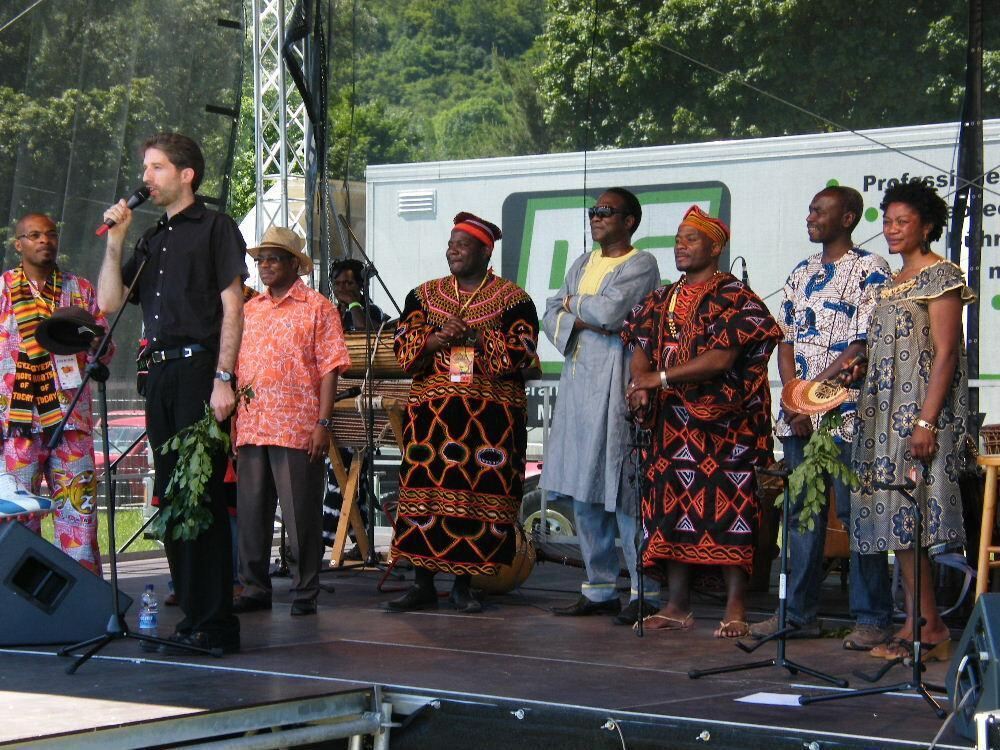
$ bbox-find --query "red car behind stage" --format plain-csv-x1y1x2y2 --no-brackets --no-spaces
93,410,154,506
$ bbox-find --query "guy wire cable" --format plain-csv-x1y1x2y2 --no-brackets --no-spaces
0,0,46,34
341,0,359,232
579,0,601,253
642,14,992,302
610,20,999,201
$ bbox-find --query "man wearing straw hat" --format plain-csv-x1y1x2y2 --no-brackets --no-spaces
750,186,893,650
234,227,349,616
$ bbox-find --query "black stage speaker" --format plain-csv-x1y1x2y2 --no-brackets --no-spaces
0,521,133,646
947,593,1000,740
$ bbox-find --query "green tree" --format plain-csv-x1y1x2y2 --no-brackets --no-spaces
334,0,547,165
537,0,1000,150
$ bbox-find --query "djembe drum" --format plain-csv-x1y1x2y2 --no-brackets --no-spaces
471,524,537,594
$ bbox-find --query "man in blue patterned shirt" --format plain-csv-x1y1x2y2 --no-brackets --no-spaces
750,186,893,650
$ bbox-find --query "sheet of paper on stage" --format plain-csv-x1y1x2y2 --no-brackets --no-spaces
735,692,802,706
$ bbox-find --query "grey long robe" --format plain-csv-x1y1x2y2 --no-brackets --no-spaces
539,249,661,512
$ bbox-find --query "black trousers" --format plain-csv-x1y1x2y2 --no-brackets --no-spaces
237,445,325,603
146,351,238,641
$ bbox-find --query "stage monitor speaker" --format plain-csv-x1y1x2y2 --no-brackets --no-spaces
0,521,133,646
947,593,1000,740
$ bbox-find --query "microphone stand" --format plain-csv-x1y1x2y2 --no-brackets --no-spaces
628,419,651,637
334,214,402,570
799,475,947,717
689,465,847,687
58,243,215,673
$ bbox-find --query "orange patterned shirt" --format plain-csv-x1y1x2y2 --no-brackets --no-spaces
236,278,349,450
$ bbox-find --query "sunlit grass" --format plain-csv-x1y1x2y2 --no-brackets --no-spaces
39,507,163,556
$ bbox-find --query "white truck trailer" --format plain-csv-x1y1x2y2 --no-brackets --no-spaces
365,120,1000,436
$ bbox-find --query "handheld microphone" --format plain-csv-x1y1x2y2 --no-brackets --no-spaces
729,255,749,286
96,186,150,236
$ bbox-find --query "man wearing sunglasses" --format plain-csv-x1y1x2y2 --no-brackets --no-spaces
0,213,112,574
541,188,662,625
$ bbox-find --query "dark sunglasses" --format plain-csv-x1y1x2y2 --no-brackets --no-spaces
587,206,627,219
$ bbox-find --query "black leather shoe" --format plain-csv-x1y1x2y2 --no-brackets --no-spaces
384,585,438,612
448,587,483,614
612,599,660,626
159,631,240,655
552,595,621,617
290,600,317,616
232,596,272,614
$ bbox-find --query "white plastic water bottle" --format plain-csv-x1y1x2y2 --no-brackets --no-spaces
138,583,159,651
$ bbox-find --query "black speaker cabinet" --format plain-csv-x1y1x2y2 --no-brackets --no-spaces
947,593,1000,741
0,521,133,646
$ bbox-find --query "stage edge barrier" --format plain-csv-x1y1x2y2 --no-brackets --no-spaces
2,688,386,750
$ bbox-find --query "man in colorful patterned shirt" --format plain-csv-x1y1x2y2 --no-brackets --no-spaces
386,212,538,613
234,227,349,616
623,206,781,638
750,186,893,650
0,212,111,573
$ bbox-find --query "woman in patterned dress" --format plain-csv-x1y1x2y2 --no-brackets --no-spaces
850,181,974,660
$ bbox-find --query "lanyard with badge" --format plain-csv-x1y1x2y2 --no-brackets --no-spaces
29,278,84,390
448,272,490,384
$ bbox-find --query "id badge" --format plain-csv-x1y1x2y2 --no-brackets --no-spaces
54,353,83,390
449,346,475,384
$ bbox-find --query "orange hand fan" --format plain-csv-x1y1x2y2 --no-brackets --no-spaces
780,355,867,416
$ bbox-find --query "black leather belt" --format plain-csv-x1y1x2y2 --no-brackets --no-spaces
149,344,207,364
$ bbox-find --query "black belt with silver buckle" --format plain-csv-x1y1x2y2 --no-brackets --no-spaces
149,345,207,364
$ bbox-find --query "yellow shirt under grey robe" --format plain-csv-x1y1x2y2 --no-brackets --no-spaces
540,248,661,511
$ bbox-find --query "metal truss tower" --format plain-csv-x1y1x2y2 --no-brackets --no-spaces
251,0,309,243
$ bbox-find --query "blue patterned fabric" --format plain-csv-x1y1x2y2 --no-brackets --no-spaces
851,261,975,553
777,248,890,441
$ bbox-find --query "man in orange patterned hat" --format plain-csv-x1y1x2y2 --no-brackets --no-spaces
386,212,538,613
623,206,781,638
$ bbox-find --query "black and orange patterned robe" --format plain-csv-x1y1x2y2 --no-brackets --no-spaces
392,272,538,575
622,273,780,575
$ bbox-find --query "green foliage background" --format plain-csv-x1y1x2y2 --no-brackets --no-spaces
3,1,998,224
227,0,999,219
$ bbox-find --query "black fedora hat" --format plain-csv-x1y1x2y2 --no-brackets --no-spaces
36,307,105,355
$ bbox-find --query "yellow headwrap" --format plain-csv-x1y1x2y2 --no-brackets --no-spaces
679,205,730,247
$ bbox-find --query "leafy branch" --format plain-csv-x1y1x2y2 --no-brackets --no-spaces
152,386,253,541
781,412,859,532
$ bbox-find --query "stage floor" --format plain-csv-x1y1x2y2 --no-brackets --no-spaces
0,550,975,749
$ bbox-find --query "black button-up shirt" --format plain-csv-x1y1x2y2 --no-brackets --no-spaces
122,201,248,352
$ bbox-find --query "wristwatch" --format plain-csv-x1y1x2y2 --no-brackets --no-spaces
317,417,334,428
215,370,234,383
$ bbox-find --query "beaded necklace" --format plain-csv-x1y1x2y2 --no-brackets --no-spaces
666,271,721,339
453,269,492,316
